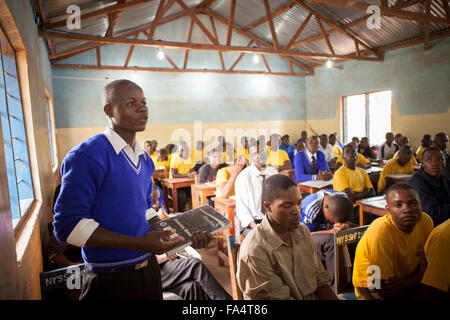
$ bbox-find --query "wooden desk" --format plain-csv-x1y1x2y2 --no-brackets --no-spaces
371,160,387,168
191,183,216,209
297,179,333,194
385,174,413,189
213,197,236,267
161,178,195,213
280,169,295,179
356,196,386,226
366,166,382,193
153,167,167,180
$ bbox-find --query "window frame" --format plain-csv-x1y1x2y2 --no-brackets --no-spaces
44,88,58,172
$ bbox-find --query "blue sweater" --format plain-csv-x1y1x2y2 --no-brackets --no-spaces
53,134,155,271
294,150,330,182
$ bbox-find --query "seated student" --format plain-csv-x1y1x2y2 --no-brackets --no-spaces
267,134,292,172
236,174,338,300
144,140,159,164
166,143,176,167
335,151,371,170
154,148,170,170
329,133,342,158
280,134,296,165
198,148,227,184
416,134,432,163
394,133,402,146
393,136,418,166
421,218,450,300
216,155,247,198
294,136,332,182
377,145,415,193
408,147,450,226
294,138,305,156
351,137,360,148
191,140,205,172
352,183,434,300
318,134,335,164
146,186,231,300
236,136,250,161
358,137,376,160
433,132,450,179
301,190,355,287
170,141,196,211
333,144,375,203
377,132,399,161
235,142,278,238
297,130,308,146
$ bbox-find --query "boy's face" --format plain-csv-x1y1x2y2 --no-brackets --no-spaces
329,135,336,146
306,137,319,154
386,133,394,144
105,84,148,133
281,137,289,146
422,150,445,179
249,146,267,169
386,189,422,232
360,138,369,149
301,131,307,140
398,147,413,166
319,135,328,148
296,141,304,151
266,186,301,231
343,146,357,167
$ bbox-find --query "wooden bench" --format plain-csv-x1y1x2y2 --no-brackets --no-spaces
161,177,195,213
213,197,237,267
190,183,216,209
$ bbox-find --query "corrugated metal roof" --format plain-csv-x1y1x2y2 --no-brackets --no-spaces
41,0,450,70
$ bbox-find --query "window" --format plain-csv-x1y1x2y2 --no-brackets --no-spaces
0,26,34,228
343,90,392,146
45,89,58,169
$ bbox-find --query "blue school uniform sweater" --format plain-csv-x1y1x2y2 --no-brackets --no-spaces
294,150,330,182
53,134,154,271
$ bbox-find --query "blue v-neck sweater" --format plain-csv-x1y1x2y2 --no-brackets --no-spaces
53,134,154,271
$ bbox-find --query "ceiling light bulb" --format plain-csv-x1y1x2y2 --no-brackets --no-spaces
253,54,259,64
157,48,165,60
326,59,333,68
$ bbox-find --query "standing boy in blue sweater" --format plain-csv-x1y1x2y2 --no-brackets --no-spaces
53,80,210,300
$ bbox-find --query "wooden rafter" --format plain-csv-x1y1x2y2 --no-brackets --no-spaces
424,0,431,50
243,1,296,31
147,0,167,40
443,0,450,19
183,19,195,69
35,0,56,56
124,33,140,67
263,0,280,49
283,13,312,50
51,63,311,76
354,40,360,57
308,0,450,25
261,54,271,73
96,47,101,65
106,10,123,37
315,15,335,55
226,0,236,46
209,16,226,70
229,40,253,71
377,27,450,51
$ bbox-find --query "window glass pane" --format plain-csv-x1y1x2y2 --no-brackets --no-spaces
345,94,365,143
369,91,392,146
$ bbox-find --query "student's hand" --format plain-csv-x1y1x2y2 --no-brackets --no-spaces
332,223,349,232
249,221,257,229
231,158,246,176
191,231,212,249
188,172,197,178
152,203,163,212
140,229,185,255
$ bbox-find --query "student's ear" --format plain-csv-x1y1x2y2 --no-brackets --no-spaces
264,200,271,213
104,104,113,118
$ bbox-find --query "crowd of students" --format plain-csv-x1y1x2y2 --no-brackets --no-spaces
48,80,449,301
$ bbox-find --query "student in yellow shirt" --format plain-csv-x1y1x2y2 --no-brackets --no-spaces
216,156,247,198
352,183,434,300
236,136,250,161
378,145,415,193
154,148,170,169
329,134,342,158
416,134,432,163
191,140,205,172
393,136,418,165
333,144,375,203
421,218,450,299
267,134,292,172
165,143,176,167
335,145,371,170
144,140,159,164
169,141,195,211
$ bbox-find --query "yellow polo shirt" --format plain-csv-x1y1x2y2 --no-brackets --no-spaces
333,165,373,193
337,153,370,165
377,158,415,192
393,150,418,166
267,149,290,167
149,152,159,166
169,153,194,178
421,219,450,293
190,149,205,165
215,167,234,197
154,158,170,169
333,145,342,157
236,147,249,161
353,213,433,299
415,146,427,163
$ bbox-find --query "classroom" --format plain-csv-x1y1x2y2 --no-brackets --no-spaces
0,0,449,302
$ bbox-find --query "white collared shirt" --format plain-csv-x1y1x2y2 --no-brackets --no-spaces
319,144,334,162
235,164,278,228
305,149,318,181
66,128,153,247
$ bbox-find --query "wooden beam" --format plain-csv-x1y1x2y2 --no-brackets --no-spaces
209,15,226,70
229,40,252,71
96,47,101,65
315,15,335,55
243,1,295,31
47,0,157,29
394,0,404,8
355,40,360,57
263,0,280,49
175,0,218,44
308,0,450,25
41,28,382,62
261,54,271,73
148,0,167,40
380,0,389,7
183,19,195,69
106,11,123,37
124,33,140,67
424,0,431,50
51,63,313,76
36,0,56,56
443,0,450,19
226,0,236,46
377,28,450,51
283,13,312,50
164,52,179,69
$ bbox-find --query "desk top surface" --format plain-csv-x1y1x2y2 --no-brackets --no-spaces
162,177,195,184
385,174,413,179
213,197,236,207
357,196,386,209
191,183,216,190
298,179,333,188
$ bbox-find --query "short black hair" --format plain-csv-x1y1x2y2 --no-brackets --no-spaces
421,146,444,160
281,134,289,140
158,148,167,155
385,183,419,199
262,174,298,204
327,195,353,223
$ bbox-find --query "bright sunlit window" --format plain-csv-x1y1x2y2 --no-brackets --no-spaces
343,90,392,146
